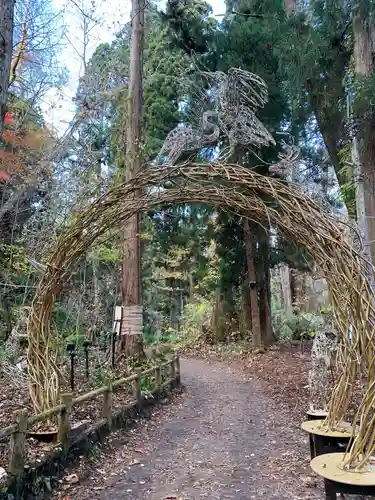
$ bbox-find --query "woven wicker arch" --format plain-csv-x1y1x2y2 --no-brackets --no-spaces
28,162,375,468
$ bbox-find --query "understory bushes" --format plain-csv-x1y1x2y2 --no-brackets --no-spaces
273,310,325,341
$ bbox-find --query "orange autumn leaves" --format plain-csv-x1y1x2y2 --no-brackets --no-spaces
0,110,52,182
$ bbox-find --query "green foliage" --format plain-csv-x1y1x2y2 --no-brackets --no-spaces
183,299,211,328
337,144,356,217
160,0,216,55
143,327,179,345
353,72,375,133
38,0,367,357
52,305,82,335
87,443,102,460
278,0,350,103
320,306,332,315
198,240,220,292
0,345,7,363
142,203,216,340
99,8,190,167
180,298,212,343
218,0,288,131
0,244,31,341
0,243,29,274
143,21,189,158
276,0,351,194
91,366,116,386
89,243,121,264
274,311,323,341
64,329,88,346
140,375,154,398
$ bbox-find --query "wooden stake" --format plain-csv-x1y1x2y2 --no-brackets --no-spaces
175,355,181,386
8,409,28,498
170,359,176,390
102,382,113,430
155,365,161,400
133,369,142,411
58,393,73,458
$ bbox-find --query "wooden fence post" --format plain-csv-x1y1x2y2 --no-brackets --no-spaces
8,409,28,498
133,369,142,412
102,382,113,430
58,393,73,459
155,365,161,400
175,354,181,386
170,358,176,390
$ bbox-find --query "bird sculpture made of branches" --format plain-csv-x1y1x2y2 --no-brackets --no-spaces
207,68,269,113
220,104,275,153
268,140,299,178
158,110,219,166
209,68,275,156
158,68,275,165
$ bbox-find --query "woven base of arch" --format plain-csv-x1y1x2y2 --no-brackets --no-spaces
27,162,375,468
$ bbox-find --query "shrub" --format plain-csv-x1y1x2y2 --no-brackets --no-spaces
275,311,324,341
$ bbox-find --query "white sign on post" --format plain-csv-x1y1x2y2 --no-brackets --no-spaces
113,306,123,335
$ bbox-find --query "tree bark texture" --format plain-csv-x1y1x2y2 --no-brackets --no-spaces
284,0,347,197
290,269,307,311
0,0,15,138
256,225,275,346
239,279,252,338
290,269,297,307
211,292,226,342
243,219,262,348
280,264,293,315
121,0,145,356
9,1,29,87
353,7,375,268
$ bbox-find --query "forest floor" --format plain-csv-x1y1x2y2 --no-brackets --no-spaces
54,344,329,500
0,353,154,469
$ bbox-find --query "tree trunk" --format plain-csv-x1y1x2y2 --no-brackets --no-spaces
121,0,145,356
258,226,275,346
299,274,307,312
290,269,297,308
284,0,347,196
92,260,101,332
280,264,293,315
188,273,194,300
169,280,179,331
0,0,15,138
352,7,375,270
243,219,262,348
239,279,252,339
290,270,307,311
306,81,346,190
9,1,29,87
210,290,226,343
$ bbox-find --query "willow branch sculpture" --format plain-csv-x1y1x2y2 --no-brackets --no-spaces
158,68,275,165
308,327,338,413
27,161,375,468
158,110,220,165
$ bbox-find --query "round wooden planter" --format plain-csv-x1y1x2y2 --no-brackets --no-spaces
27,430,58,443
306,409,328,421
311,452,375,499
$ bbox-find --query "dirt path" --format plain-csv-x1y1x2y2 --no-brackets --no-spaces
65,358,323,500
